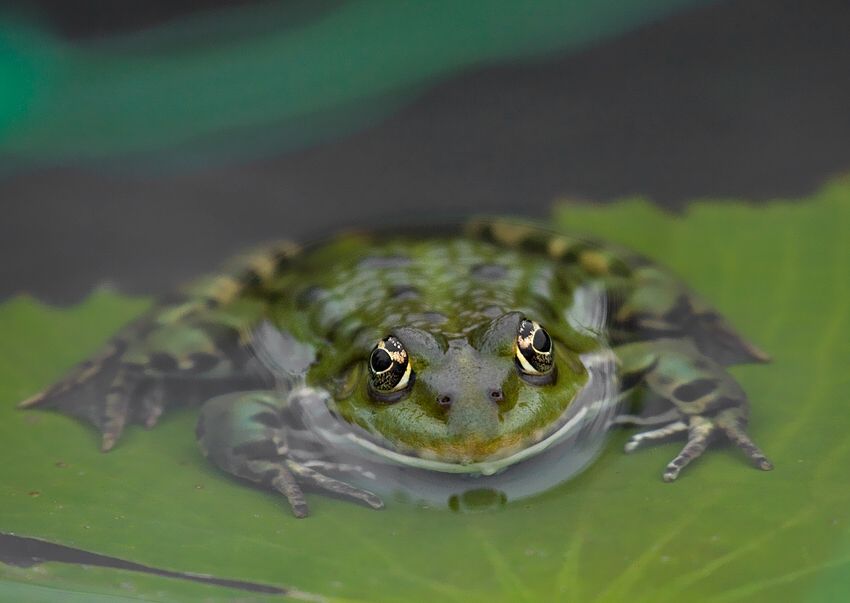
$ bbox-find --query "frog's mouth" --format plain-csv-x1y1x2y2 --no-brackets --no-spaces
339,350,619,475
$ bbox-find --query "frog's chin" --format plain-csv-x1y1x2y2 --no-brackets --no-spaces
342,406,589,475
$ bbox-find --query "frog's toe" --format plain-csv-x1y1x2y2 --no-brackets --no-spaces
196,391,384,517
245,459,385,517
20,346,177,452
716,412,774,471
243,459,310,518
648,413,773,481
661,417,716,482
18,336,126,413
140,381,167,429
286,460,384,511
22,363,141,452
99,365,149,451
624,420,687,453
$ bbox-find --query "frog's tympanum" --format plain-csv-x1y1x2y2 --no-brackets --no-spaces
21,220,773,517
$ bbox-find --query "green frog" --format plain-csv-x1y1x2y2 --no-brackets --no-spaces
20,219,773,517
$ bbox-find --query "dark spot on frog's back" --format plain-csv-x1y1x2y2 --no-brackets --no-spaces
326,315,365,343
517,234,551,255
242,269,262,289
470,263,508,280
250,410,284,429
390,284,420,300
673,379,718,402
149,352,178,372
358,255,411,269
295,286,327,309
188,352,220,373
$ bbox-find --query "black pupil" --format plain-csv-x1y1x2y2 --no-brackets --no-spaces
371,348,393,372
532,328,551,353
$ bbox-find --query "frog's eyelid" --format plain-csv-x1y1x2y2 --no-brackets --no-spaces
475,311,524,353
391,327,447,356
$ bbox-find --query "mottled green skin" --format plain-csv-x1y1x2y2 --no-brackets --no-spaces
22,219,773,517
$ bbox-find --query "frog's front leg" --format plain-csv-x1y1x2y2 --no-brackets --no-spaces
616,339,773,481
195,390,384,518
20,312,265,451
20,241,300,450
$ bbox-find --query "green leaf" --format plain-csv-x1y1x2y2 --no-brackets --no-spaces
2,180,850,602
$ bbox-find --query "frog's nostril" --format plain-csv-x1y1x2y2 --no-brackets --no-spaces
488,389,505,403
437,395,453,409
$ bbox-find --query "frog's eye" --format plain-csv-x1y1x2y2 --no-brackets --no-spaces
515,319,555,378
368,336,413,397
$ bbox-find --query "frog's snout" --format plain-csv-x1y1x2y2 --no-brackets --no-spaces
444,387,502,441
423,339,514,450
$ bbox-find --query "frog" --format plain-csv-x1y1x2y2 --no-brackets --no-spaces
20,218,773,518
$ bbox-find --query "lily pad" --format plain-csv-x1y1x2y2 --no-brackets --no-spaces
2,180,849,601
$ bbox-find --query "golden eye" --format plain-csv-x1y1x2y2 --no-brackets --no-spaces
515,319,555,376
368,336,413,395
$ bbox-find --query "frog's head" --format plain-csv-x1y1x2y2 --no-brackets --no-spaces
330,312,589,466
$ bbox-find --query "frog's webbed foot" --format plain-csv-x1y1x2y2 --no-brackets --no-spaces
196,391,384,518
19,302,268,450
626,411,773,482
616,339,773,481
20,336,260,451
18,322,162,450
239,458,383,519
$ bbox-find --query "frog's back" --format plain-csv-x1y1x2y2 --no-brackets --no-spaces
269,233,573,343
259,221,766,367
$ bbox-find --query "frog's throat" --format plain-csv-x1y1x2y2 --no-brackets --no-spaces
343,407,591,475
342,349,619,476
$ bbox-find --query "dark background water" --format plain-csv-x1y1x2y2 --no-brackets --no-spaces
2,0,849,303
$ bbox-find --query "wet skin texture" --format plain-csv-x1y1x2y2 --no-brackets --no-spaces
21,219,773,517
